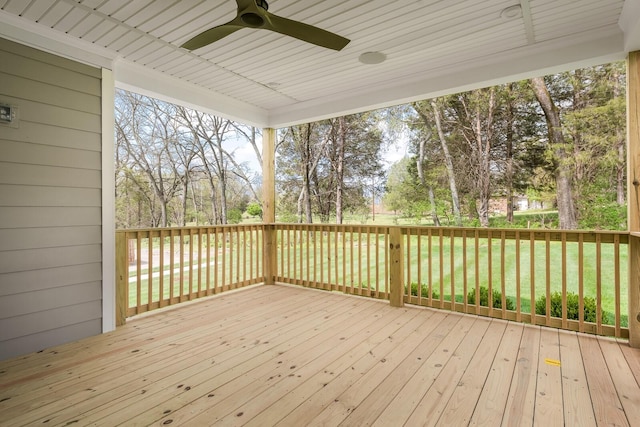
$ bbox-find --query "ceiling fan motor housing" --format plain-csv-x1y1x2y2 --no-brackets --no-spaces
241,13,264,27
240,0,268,27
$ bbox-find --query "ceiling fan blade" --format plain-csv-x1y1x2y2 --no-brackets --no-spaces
181,20,243,50
265,13,350,51
181,0,349,51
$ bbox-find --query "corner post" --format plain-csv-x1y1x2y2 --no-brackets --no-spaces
628,51,640,347
262,128,277,285
389,227,404,307
115,231,128,326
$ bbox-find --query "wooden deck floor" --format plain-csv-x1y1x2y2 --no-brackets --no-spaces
1,284,639,427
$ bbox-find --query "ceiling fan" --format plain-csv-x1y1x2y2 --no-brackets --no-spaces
181,0,350,51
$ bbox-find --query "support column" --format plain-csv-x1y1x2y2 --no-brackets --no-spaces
628,51,640,347
262,128,277,285
102,68,117,332
389,227,404,307
115,232,128,326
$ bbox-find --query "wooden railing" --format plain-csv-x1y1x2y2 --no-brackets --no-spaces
116,224,629,338
115,225,263,323
274,225,629,338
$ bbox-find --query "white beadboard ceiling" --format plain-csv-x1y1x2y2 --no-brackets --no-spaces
1,0,639,128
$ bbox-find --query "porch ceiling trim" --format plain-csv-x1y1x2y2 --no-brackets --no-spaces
620,0,640,52
0,3,639,129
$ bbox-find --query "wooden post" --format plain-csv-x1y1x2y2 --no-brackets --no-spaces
389,227,404,307
115,231,128,326
262,128,277,285
628,51,640,347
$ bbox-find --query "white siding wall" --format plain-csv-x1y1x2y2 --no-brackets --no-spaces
0,37,102,360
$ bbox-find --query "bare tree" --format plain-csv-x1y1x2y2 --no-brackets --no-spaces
115,91,182,227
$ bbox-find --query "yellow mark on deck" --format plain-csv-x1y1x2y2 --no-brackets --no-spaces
544,358,561,367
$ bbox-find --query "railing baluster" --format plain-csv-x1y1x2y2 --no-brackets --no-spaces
562,233,567,329
197,228,203,296
462,230,467,313
206,228,211,295
222,228,227,291
428,228,433,306
450,229,455,311
286,227,291,280
439,228,444,309
189,228,195,298
383,227,389,297
614,234,621,337
474,229,480,314
487,230,493,317
578,234,584,333
214,229,219,293
159,230,165,306
335,226,339,291
349,226,354,293
242,228,247,284
530,232,536,326
358,227,362,295
515,230,521,322
407,228,412,300
417,231,422,305
147,231,153,308
320,226,325,289
545,233,551,325
308,226,311,284
179,229,185,301
136,233,142,313
374,228,379,296
501,230,506,319
596,233,602,335
170,230,175,301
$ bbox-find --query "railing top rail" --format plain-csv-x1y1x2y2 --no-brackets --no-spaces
116,224,265,234
398,226,629,243
117,223,630,243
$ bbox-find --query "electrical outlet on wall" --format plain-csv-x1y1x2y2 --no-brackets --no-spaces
0,102,19,128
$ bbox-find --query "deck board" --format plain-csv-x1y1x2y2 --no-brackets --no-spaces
1,284,639,427
558,331,596,426
468,322,523,426
534,328,563,426
579,334,629,427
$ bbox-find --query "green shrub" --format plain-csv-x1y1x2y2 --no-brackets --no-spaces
246,202,263,218
466,286,514,310
406,282,440,299
226,208,243,224
578,202,626,231
535,292,609,324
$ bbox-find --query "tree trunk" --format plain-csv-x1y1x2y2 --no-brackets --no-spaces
416,132,441,226
530,76,578,229
613,68,626,205
428,186,440,226
335,117,346,224
617,141,626,205
474,90,494,228
505,83,515,223
430,100,462,226
207,176,219,224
